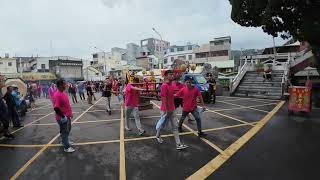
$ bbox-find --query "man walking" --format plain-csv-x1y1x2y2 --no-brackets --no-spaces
124,77,146,136
207,73,216,104
176,76,207,137
86,82,94,104
102,79,112,115
69,84,78,104
78,82,86,100
155,70,188,150
48,83,57,103
3,86,23,128
53,79,75,153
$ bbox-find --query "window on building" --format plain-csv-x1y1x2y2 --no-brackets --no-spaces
214,41,224,45
196,52,208,58
93,54,98,58
210,50,228,57
0,62,3,65
142,52,146,56
171,57,174,62
41,64,46,69
188,46,193,50
178,55,186,60
149,58,153,63
188,55,192,60
177,47,184,52
8,62,12,66
170,48,175,52
147,52,151,55
164,59,168,64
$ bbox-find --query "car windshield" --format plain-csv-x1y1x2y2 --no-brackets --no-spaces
194,75,207,84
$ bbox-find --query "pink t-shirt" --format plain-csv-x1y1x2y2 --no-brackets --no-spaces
176,86,202,112
160,82,175,111
172,81,185,94
53,91,73,121
125,84,140,107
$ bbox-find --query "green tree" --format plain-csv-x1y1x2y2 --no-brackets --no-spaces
229,0,320,57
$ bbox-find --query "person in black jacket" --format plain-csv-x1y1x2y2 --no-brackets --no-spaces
0,76,14,138
3,86,23,128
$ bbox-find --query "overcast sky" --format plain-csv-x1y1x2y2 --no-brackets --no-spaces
0,0,286,59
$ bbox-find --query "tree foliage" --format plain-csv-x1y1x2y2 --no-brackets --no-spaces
229,0,320,56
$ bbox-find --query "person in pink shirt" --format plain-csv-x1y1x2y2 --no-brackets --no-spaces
53,79,75,153
124,77,146,136
176,76,207,137
155,70,188,150
48,83,57,103
172,77,194,122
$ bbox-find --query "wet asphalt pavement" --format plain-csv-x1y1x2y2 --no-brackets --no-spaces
1,94,313,180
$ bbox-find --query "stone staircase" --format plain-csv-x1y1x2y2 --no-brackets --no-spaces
233,70,284,99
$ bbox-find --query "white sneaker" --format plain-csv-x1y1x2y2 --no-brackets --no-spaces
138,130,146,136
156,137,164,144
125,127,132,131
176,144,188,150
64,147,75,153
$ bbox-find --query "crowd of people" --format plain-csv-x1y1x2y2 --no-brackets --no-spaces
1,71,216,153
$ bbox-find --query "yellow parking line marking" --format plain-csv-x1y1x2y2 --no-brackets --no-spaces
0,123,257,148
150,101,224,154
211,103,277,112
182,124,224,154
29,115,164,126
0,144,45,148
186,101,285,180
49,139,120,147
217,100,269,113
87,109,121,113
11,113,54,134
119,105,126,180
10,98,103,180
207,109,252,125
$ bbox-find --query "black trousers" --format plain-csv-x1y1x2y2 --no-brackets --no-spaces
0,113,9,130
8,108,20,127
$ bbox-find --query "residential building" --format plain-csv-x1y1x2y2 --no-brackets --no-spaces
92,48,128,75
126,43,141,65
136,55,159,70
163,44,199,68
140,38,170,58
0,55,17,73
194,36,232,65
83,66,103,81
109,65,143,79
49,57,84,81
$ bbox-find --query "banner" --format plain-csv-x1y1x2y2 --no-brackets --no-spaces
289,86,311,112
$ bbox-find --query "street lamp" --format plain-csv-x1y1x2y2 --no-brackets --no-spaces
152,27,164,69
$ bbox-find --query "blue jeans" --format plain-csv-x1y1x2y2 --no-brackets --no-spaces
58,119,71,149
178,109,202,133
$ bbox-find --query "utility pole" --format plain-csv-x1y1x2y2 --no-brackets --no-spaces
272,36,277,66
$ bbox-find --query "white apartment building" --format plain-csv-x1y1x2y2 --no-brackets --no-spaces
140,38,170,58
163,44,199,68
0,56,17,73
194,36,232,65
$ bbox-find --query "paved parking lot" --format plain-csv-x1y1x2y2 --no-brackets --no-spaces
0,95,284,180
